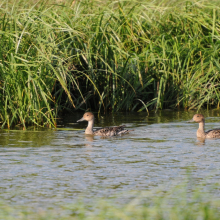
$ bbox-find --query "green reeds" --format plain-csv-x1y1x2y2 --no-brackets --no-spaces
0,0,220,128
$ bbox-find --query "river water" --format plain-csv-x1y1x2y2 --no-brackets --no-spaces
0,110,220,208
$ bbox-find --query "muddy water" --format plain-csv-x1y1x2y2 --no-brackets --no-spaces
0,110,220,208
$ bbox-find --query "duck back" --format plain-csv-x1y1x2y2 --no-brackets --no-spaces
93,125,131,137
205,129,220,138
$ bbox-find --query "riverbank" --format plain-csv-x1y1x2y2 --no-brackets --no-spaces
1,0,220,128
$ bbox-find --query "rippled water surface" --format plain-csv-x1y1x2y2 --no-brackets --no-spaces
1,110,220,208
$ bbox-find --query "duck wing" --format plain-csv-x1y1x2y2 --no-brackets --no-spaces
93,125,132,137
205,128,220,138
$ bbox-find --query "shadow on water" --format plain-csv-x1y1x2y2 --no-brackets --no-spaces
1,109,220,208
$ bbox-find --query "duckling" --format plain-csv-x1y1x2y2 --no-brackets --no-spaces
189,114,220,138
77,112,133,136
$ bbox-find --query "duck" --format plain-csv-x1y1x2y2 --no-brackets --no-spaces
77,112,133,136
188,114,220,138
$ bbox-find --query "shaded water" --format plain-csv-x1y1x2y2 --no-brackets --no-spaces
1,110,220,208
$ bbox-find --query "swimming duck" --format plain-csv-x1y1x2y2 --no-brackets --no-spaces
77,112,133,136
188,114,220,138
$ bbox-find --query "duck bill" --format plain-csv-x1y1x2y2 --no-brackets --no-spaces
187,118,194,123
77,117,85,122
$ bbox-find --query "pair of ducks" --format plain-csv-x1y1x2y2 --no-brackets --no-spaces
77,112,220,139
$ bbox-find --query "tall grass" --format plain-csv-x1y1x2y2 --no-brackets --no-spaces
0,0,220,128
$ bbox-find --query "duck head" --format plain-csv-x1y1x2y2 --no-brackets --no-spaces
188,114,205,123
77,112,95,122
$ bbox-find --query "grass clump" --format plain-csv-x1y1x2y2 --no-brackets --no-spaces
0,182,220,220
0,0,220,128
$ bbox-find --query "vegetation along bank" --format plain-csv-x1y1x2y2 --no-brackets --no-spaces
0,0,220,128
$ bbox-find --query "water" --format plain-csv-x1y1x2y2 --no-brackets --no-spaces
1,110,220,208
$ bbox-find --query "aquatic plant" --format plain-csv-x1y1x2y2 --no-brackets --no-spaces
0,0,220,128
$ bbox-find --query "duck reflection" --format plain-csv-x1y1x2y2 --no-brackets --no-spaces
84,134,94,149
85,134,94,142
196,137,206,145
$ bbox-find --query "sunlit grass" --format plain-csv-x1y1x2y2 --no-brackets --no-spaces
0,0,220,128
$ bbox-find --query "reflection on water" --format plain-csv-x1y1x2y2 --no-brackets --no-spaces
0,110,220,208
196,137,206,145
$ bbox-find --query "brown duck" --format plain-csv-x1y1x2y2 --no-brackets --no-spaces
189,114,220,138
77,112,133,136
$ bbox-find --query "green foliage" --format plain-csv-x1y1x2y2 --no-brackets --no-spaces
0,181,220,219
0,0,220,128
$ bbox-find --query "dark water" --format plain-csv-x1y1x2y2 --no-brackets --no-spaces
1,110,220,208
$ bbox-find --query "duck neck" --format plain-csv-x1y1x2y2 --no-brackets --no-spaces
85,120,94,135
197,120,206,138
